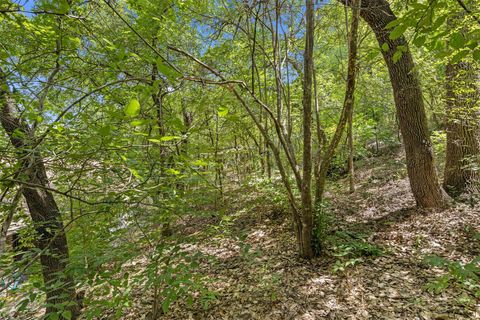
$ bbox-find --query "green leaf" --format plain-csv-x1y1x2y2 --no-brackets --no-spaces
432,15,447,29
413,35,426,48
218,106,229,117
410,3,428,10
48,313,59,320
130,120,145,126
392,50,403,63
67,37,81,48
124,99,140,117
473,49,480,62
192,159,208,166
148,136,179,143
425,39,438,51
62,310,72,320
424,255,447,267
128,168,142,179
389,24,408,40
365,50,380,61
166,168,180,175
381,43,389,52
385,18,402,29
58,0,70,14
98,125,111,136
451,50,469,63
160,136,180,141
162,299,171,313
450,32,465,50
466,39,478,50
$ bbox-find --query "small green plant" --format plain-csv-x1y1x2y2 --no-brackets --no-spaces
424,255,480,297
236,233,262,263
311,201,334,255
329,231,383,273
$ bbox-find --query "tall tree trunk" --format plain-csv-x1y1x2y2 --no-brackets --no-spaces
315,0,361,204
0,70,79,318
299,0,315,259
443,61,480,196
338,0,449,208
346,6,356,194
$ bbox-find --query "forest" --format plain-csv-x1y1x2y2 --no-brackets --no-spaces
0,0,479,319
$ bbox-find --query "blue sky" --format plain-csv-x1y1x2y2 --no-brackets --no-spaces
17,0,33,10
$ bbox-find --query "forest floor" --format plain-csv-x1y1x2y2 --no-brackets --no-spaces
137,150,480,320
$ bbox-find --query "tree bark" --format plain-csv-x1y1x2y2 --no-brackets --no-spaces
443,61,480,196
0,70,79,318
338,0,449,208
299,0,315,259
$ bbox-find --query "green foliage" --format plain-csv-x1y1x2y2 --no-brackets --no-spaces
329,231,383,273
236,232,262,263
389,0,480,62
252,177,290,215
0,0,478,317
431,130,447,156
424,255,480,297
311,201,334,255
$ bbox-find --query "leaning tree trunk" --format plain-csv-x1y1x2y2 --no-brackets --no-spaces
339,0,448,208
443,61,480,196
0,70,79,318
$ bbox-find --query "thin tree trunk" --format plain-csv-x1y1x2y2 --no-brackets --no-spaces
315,0,361,204
348,109,355,193
299,0,315,259
338,0,449,208
285,32,293,140
0,188,22,253
346,7,356,193
313,68,327,188
274,0,283,125
262,7,272,180
151,63,173,236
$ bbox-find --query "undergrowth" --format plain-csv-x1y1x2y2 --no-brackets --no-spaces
423,230,480,302
312,202,383,272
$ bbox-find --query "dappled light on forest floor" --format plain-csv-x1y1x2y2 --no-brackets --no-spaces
124,155,479,320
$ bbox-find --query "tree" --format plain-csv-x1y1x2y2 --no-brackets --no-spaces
299,0,315,258
0,69,80,318
339,0,449,208
444,60,480,196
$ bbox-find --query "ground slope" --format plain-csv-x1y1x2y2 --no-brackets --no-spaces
127,154,480,320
